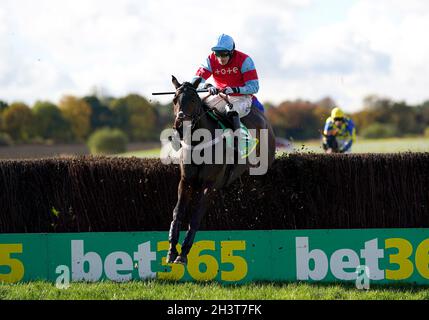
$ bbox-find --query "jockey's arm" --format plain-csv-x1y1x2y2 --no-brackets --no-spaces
349,120,357,143
324,129,339,136
237,56,259,95
323,120,338,136
237,79,259,95
192,77,259,94
192,57,212,88
340,121,356,153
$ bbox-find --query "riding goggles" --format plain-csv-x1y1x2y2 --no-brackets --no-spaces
214,51,230,58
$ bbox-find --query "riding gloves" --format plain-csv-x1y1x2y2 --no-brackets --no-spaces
206,85,239,95
223,87,240,95
208,87,219,95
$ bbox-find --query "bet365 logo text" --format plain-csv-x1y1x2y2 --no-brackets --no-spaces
296,237,429,281
0,244,24,283
57,240,248,283
0,240,248,284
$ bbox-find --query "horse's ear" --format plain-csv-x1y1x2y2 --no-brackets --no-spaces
192,77,202,89
172,75,181,89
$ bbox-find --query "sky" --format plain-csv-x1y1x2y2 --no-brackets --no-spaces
1,0,429,112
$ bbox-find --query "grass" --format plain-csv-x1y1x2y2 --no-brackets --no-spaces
116,148,162,158
4,136,427,301
292,137,429,154
1,280,429,300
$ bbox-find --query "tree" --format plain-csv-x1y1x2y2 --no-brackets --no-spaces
352,109,378,132
316,97,337,110
415,100,429,134
0,100,8,113
82,95,115,132
262,101,275,112
389,102,418,136
360,122,399,139
110,94,158,141
152,101,174,131
420,101,429,123
359,96,419,136
2,102,35,142
0,100,8,131
363,95,393,111
32,101,72,142
59,96,92,142
266,100,321,140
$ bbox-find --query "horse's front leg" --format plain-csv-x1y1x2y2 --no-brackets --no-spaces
175,183,214,265
167,179,192,264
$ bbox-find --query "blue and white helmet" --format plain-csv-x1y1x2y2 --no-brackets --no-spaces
211,34,235,52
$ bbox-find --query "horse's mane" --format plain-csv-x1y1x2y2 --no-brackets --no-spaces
178,82,220,123
180,82,212,110
181,82,194,88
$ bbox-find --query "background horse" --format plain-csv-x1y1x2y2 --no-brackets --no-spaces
167,76,276,264
322,133,340,153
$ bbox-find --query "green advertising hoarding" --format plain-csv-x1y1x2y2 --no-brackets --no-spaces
1,229,429,285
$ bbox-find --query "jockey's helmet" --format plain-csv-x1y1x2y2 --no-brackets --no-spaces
211,34,235,55
331,107,345,120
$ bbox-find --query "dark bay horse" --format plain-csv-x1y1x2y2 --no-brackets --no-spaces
166,76,276,265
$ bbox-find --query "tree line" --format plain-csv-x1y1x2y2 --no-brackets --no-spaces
266,95,429,141
0,94,174,146
1,93,429,146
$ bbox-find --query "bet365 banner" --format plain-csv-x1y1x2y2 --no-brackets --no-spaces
1,229,429,284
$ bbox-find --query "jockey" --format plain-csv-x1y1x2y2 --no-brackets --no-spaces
323,107,356,153
191,33,264,133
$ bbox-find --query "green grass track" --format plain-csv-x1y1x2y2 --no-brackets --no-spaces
1,280,429,300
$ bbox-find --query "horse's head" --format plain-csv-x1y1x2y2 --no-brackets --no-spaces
171,75,202,130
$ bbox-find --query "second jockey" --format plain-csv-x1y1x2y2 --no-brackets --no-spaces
191,33,264,133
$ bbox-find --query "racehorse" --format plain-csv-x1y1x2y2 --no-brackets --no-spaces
322,133,340,154
166,76,276,265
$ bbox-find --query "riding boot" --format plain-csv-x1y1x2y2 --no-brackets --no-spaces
225,103,240,131
227,110,241,158
229,111,241,133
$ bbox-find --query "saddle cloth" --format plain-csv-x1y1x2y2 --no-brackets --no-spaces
207,109,259,159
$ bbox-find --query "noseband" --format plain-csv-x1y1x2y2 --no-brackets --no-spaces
174,84,204,128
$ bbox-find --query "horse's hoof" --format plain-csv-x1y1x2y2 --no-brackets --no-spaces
166,252,178,264
174,255,188,265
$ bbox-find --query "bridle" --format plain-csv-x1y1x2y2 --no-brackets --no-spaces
173,83,233,133
173,84,211,130
172,84,237,151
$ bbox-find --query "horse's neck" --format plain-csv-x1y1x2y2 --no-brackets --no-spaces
194,103,216,131
184,103,219,150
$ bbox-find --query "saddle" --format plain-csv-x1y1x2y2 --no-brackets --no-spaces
203,106,259,160
204,106,233,130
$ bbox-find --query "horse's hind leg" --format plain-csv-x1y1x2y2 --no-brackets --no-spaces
175,183,214,265
167,180,191,263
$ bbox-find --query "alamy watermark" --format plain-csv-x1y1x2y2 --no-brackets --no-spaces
159,121,270,175
55,265,70,289
355,265,370,290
